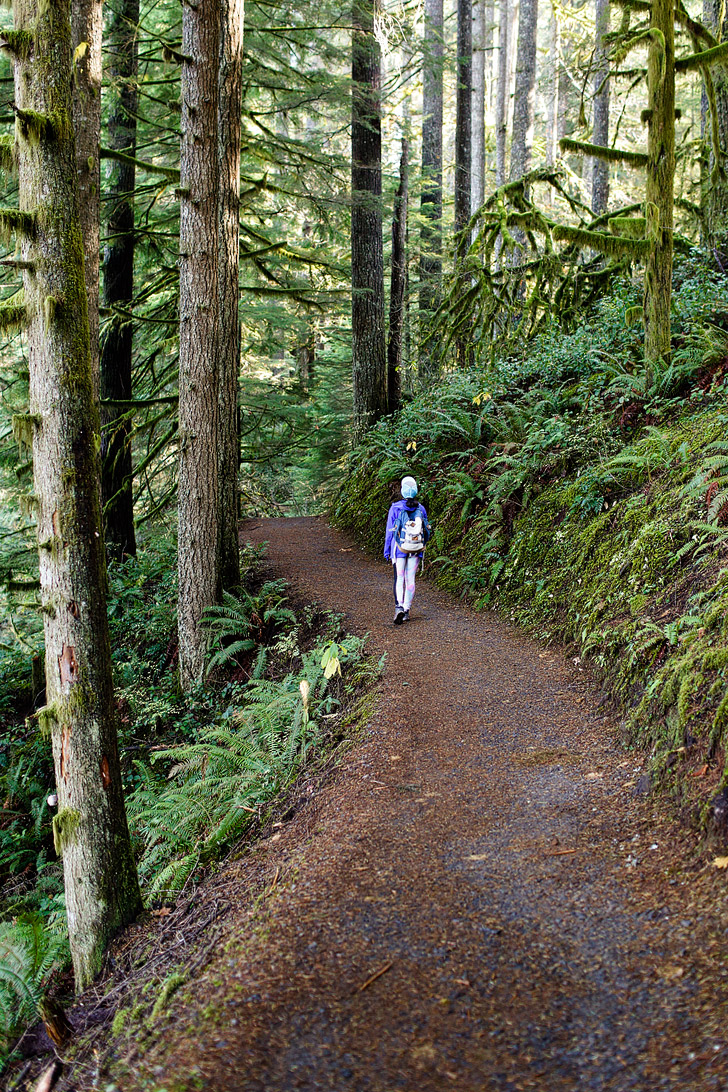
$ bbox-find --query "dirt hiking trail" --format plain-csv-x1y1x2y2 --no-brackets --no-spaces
128,517,728,1092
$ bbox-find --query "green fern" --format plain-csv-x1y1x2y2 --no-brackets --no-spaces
128,638,364,897
201,583,297,676
683,441,728,523
0,913,68,1059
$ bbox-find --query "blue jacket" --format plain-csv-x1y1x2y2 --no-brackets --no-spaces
384,499,429,561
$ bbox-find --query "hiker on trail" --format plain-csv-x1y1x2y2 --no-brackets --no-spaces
383,475,431,626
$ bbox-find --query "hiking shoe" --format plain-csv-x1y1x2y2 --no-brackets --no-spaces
393,606,405,625
402,610,410,623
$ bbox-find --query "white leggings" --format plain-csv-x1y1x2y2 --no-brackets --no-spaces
394,556,420,610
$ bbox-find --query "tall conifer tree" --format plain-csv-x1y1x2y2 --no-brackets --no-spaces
351,0,386,436
5,0,141,987
218,0,243,590
100,0,140,560
177,0,222,687
419,0,444,377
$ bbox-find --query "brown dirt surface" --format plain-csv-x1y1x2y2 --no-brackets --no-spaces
93,518,728,1090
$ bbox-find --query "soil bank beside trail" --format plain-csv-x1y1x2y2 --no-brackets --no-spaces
125,517,728,1092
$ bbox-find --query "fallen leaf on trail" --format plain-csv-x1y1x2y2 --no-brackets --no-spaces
586,772,602,780
712,856,728,869
544,848,577,857
467,854,489,861
389,755,402,761
340,548,353,552
454,978,470,986
657,964,684,982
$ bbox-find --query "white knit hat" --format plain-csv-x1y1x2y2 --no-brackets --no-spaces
401,476,418,499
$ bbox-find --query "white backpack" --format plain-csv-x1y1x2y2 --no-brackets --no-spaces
396,509,425,553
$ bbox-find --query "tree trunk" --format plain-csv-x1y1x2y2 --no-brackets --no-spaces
455,0,472,248
71,0,102,401
703,0,728,264
351,0,387,437
510,0,538,183
12,0,141,989
484,0,495,121
388,137,408,414
495,0,512,186
418,0,443,377
100,0,139,561
591,0,610,215
472,0,486,213
545,1,560,172
644,0,675,372
217,0,243,591
178,0,221,689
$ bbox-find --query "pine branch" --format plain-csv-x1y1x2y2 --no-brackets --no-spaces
99,146,180,181
559,137,649,167
675,40,728,72
608,215,646,238
553,224,652,258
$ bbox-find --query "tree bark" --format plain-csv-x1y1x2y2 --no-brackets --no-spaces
703,0,728,264
644,0,675,372
178,0,222,688
351,0,387,437
100,0,139,561
510,0,538,183
455,0,472,245
12,0,141,988
71,0,103,401
388,137,408,414
472,0,486,212
591,0,610,215
545,1,560,172
217,0,243,591
418,0,443,377
495,0,513,186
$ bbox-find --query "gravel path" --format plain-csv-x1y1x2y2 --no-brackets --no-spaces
129,517,728,1092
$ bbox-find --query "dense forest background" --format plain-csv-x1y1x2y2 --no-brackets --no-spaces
3,0,728,1068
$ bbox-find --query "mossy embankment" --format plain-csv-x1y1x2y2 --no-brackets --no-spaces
334,272,728,826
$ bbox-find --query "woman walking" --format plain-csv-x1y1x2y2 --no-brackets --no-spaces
383,476,430,625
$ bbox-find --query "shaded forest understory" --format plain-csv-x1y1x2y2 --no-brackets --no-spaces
6,0,728,1078
9,518,728,1092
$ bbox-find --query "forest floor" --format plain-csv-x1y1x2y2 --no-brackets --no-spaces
66,518,728,1090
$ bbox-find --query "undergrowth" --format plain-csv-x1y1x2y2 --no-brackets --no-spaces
0,536,379,1064
335,253,728,826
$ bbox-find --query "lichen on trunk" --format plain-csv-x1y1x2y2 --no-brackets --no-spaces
643,0,675,373
11,0,141,990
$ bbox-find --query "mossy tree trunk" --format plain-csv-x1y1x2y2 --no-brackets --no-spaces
454,0,472,368
644,0,675,371
418,0,443,378
100,0,139,561
217,0,243,591
177,0,222,688
454,0,472,246
352,0,387,438
71,0,102,399
703,0,728,265
388,136,408,414
11,0,141,989
591,0,610,215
